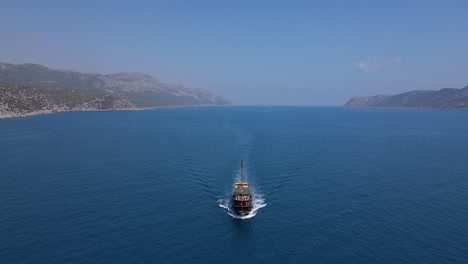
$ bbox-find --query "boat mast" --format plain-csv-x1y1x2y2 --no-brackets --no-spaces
240,158,244,182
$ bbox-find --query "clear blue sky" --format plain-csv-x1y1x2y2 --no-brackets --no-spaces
1,0,468,105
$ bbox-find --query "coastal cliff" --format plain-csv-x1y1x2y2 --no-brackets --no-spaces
0,62,230,118
0,83,137,118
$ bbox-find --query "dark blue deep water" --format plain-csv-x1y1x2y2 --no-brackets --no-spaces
1,106,468,263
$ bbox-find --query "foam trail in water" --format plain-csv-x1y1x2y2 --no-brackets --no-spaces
218,192,266,220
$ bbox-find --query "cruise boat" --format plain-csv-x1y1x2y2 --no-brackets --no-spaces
232,158,253,216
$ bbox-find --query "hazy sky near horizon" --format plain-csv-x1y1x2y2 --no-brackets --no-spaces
1,1,468,105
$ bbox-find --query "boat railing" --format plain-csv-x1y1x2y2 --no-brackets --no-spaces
234,196,250,201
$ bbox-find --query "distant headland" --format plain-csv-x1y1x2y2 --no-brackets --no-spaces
344,85,468,109
0,62,231,118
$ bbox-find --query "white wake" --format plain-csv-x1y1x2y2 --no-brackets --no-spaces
218,192,267,219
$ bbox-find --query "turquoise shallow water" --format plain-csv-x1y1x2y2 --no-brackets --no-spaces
1,106,468,263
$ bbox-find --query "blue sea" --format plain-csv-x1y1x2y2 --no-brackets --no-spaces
1,106,468,263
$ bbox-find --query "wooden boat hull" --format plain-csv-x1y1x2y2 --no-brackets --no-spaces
233,206,252,216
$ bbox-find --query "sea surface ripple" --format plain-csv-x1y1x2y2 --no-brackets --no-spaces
1,107,468,263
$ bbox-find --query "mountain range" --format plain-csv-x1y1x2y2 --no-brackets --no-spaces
0,62,230,118
344,86,468,109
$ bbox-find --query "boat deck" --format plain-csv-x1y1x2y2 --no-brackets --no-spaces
233,182,252,196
